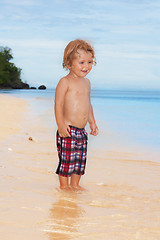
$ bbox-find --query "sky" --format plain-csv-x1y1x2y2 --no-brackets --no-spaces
0,0,160,89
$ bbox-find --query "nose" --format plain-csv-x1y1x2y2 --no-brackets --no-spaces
84,62,89,68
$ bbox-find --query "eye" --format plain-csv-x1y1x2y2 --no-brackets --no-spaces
80,61,84,64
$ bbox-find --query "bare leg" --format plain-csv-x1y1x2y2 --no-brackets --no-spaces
70,174,85,191
59,175,71,191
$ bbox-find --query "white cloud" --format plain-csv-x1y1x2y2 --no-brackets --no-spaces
3,0,39,6
95,42,160,60
0,38,66,50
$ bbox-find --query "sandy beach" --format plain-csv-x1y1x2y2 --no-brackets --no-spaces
0,93,160,240
0,95,28,142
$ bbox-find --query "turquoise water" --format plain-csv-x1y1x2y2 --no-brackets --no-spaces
1,88,160,161
92,91,160,149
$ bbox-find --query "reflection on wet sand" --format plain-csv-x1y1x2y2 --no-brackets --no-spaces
45,191,84,240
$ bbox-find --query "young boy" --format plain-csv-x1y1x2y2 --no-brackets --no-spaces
55,39,98,191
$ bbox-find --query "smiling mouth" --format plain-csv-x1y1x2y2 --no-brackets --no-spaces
82,70,88,73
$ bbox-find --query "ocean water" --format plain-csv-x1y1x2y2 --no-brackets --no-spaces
90,89,160,161
1,88,160,162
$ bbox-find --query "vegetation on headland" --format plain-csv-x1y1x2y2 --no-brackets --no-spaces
0,46,47,90
0,46,29,89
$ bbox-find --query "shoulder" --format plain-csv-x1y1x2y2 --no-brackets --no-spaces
55,77,70,96
56,76,69,90
84,78,91,87
57,76,69,85
84,77,90,83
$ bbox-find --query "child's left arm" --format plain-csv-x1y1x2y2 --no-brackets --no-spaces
88,104,98,136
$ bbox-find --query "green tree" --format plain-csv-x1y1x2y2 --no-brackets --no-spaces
0,47,28,89
0,47,13,62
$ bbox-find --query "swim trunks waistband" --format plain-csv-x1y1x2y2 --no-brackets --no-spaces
69,125,85,131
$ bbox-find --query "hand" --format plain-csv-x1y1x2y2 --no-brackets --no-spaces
90,123,98,136
58,124,71,137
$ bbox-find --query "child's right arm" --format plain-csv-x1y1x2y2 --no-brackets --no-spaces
54,77,71,137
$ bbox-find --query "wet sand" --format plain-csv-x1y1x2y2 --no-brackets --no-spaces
0,94,160,240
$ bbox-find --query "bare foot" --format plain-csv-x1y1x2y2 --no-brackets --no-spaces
71,185,87,191
60,186,72,192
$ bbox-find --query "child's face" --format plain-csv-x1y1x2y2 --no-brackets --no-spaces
69,49,93,78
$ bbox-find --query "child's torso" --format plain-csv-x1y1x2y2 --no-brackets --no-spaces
64,78,90,128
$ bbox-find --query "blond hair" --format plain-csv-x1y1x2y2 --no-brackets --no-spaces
63,39,96,70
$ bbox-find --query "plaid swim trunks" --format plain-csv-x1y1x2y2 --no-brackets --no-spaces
56,125,88,177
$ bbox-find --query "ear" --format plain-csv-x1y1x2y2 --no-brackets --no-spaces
67,64,71,70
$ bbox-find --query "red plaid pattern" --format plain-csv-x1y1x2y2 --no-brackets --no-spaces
56,126,88,177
